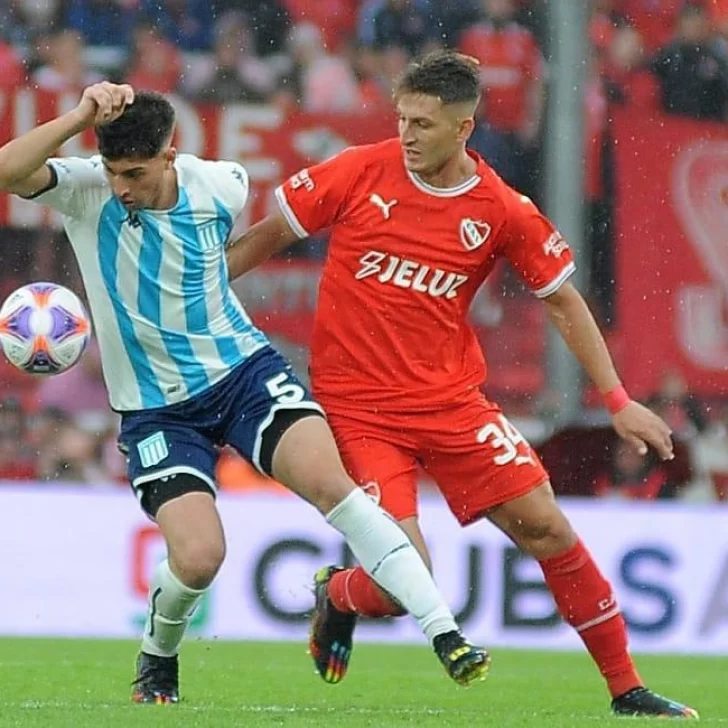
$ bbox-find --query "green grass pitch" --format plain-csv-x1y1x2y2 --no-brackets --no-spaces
0,639,724,727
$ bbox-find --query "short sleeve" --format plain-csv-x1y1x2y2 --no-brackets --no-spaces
25,156,106,218
497,188,576,298
274,147,360,239
205,160,249,221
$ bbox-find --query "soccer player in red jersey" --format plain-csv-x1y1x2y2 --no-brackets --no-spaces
227,52,698,719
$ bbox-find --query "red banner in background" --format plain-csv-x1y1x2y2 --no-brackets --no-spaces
613,109,728,398
0,90,396,227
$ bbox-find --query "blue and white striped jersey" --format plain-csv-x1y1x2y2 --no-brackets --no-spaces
32,154,269,411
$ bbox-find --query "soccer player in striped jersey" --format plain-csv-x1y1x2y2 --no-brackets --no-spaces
0,82,489,703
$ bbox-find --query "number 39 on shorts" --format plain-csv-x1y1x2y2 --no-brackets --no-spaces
265,372,305,404
477,414,535,466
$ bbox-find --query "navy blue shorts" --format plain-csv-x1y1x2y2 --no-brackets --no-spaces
118,346,324,498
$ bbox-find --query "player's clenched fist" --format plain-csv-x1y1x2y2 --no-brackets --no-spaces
75,82,135,127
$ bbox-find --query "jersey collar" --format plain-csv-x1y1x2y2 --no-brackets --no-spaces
406,157,482,198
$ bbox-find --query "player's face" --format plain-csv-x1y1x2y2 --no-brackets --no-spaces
103,148,176,209
397,93,472,176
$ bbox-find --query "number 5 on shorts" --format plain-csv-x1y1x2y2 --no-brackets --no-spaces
265,372,305,404
477,415,534,466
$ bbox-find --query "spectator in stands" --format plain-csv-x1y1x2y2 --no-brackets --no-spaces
428,0,481,47
125,18,182,94
0,37,26,91
353,42,409,110
64,0,138,48
593,438,670,500
352,44,386,108
612,0,684,54
26,403,111,484
710,0,728,46
214,0,291,57
26,405,69,455
514,0,549,55
281,21,361,113
460,0,545,201
647,368,707,441
35,340,109,420
694,401,728,501
586,21,654,327
0,398,25,440
32,28,103,92
193,10,277,104
358,0,425,47
4,0,63,46
139,0,213,51
583,48,613,327
602,22,656,105
0,399,36,480
284,0,358,53
0,431,36,480
35,418,107,483
650,2,728,122
372,0,435,56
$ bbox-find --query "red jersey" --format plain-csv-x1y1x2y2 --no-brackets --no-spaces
612,0,684,52
459,22,544,132
275,139,575,416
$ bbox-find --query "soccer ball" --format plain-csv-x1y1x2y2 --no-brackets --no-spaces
0,282,91,375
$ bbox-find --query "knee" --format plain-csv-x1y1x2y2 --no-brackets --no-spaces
311,477,358,516
170,538,226,590
510,515,577,560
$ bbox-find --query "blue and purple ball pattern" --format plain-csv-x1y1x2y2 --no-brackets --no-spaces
0,282,90,374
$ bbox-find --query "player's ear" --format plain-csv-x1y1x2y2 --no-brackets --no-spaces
458,117,475,144
164,147,177,167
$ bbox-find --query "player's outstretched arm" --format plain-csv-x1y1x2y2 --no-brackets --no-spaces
0,82,134,198
543,281,674,461
226,212,300,281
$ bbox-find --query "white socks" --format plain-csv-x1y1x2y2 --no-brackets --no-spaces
140,559,206,657
326,488,458,644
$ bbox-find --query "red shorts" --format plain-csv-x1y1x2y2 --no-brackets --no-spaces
327,393,549,526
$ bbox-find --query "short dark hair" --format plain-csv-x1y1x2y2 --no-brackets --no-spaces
95,91,175,160
394,51,481,105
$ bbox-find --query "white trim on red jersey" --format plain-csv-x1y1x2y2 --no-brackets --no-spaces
275,185,309,238
407,169,482,197
533,261,577,298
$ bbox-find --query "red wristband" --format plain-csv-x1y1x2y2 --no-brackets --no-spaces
603,385,630,415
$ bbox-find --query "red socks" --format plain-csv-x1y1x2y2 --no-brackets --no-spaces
328,566,404,618
327,539,642,698
539,539,642,698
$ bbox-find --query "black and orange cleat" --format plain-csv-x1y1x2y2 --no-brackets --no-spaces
131,652,180,704
612,687,698,719
308,565,358,684
433,630,491,687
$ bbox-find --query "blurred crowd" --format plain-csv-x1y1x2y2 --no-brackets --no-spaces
1,0,726,319
1,343,726,502
0,0,726,499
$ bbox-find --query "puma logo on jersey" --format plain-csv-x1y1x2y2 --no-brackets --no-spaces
355,251,468,299
369,193,398,219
